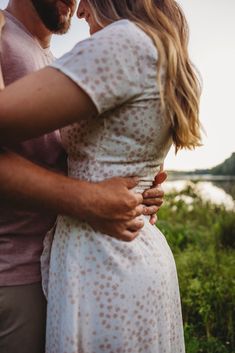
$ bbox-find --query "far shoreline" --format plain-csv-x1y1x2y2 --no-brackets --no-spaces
167,173,235,182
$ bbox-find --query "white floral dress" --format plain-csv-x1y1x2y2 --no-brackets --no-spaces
41,19,185,353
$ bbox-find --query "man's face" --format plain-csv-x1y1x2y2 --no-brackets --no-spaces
31,0,77,34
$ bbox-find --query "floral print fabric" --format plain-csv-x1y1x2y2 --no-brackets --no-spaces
42,20,185,353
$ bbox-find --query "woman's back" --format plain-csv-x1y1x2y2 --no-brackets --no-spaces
53,20,172,184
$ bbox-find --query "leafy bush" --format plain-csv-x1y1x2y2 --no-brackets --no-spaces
216,211,235,249
157,185,235,353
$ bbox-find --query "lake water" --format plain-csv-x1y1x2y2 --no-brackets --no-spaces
163,175,235,210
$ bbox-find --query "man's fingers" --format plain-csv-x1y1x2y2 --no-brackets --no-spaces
121,230,140,242
114,217,144,242
133,192,143,205
124,192,143,213
154,171,167,185
126,217,144,232
123,177,139,189
149,214,158,225
134,204,144,217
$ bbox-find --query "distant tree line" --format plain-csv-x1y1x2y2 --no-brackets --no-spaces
170,153,235,176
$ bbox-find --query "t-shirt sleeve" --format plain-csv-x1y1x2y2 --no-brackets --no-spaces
50,22,144,115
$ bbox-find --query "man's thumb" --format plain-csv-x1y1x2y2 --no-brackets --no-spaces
124,177,139,189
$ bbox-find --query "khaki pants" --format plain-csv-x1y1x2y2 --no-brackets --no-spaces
0,282,46,353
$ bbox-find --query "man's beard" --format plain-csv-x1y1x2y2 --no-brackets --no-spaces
31,0,72,34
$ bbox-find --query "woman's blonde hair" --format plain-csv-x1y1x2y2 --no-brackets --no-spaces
87,0,202,152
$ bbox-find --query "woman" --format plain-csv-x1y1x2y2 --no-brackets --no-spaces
0,0,201,352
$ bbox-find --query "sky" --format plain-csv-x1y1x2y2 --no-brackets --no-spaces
1,0,235,170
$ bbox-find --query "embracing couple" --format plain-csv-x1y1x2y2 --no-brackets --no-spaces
0,1,201,352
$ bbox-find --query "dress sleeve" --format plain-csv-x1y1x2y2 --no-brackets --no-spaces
50,21,144,115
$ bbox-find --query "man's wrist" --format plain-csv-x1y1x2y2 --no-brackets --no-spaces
54,176,96,221
0,150,94,219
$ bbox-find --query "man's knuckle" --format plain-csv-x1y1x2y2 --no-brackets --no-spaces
123,198,134,209
126,236,134,242
130,197,138,208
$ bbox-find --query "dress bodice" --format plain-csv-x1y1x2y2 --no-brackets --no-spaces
54,20,172,184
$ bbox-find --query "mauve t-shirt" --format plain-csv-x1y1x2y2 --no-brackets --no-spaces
0,11,67,285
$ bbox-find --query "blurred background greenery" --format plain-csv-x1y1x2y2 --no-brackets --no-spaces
157,183,235,353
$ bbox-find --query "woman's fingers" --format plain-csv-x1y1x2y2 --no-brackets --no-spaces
154,171,167,185
143,205,159,215
143,197,163,206
128,203,160,219
143,185,164,199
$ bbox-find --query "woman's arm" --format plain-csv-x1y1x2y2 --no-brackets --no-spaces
0,67,98,144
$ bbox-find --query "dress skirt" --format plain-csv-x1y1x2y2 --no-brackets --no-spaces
41,215,185,353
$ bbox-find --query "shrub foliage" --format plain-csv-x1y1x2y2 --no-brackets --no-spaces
157,184,235,353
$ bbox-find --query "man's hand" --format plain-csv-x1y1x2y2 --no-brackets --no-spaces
82,177,145,241
88,217,145,243
142,171,167,225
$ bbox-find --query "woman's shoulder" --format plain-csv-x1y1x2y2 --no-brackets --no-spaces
90,19,157,56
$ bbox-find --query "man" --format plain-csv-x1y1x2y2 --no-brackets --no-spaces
0,2,166,352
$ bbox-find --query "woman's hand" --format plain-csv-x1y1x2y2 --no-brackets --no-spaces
142,171,167,225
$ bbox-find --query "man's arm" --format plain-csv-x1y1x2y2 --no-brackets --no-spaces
0,151,167,240
0,151,146,241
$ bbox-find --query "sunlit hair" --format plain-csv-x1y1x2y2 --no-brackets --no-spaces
87,0,202,152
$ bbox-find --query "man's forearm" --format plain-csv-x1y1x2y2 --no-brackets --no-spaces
0,151,91,219
0,151,165,241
